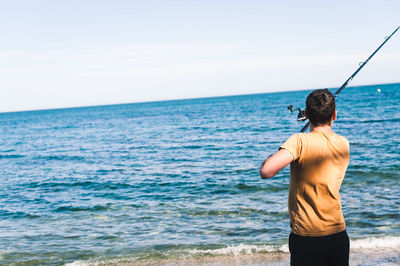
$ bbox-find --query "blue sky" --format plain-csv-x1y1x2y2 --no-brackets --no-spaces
1,0,399,112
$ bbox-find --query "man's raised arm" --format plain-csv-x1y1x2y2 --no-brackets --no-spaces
259,148,294,179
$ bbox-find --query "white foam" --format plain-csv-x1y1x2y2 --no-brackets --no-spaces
189,243,289,256
93,215,110,221
182,236,400,257
351,235,400,250
65,261,89,266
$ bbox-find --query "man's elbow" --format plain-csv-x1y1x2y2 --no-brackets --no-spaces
259,168,276,179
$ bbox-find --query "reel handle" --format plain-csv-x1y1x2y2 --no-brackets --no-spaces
287,105,306,121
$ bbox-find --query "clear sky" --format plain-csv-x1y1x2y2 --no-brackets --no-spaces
0,0,399,112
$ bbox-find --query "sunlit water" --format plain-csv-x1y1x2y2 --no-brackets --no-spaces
0,83,399,265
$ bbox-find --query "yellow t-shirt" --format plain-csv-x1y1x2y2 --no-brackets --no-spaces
280,131,350,236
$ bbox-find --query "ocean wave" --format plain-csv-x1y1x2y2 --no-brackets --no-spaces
26,180,135,190
339,117,400,124
35,155,86,161
54,204,112,213
0,154,25,159
184,236,400,256
61,236,400,266
351,235,400,250
189,243,289,255
0,210,40,219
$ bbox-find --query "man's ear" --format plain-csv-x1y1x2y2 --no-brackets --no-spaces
332,110,337,121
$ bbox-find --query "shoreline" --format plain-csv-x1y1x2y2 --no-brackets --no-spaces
67,248,400,266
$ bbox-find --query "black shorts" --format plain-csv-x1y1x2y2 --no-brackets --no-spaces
289,230,349,266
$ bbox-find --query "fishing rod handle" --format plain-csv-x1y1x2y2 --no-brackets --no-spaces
300,121,310,133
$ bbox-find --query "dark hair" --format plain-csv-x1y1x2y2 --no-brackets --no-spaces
305,89,336,125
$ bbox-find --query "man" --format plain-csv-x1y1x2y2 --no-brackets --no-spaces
260,89,350,266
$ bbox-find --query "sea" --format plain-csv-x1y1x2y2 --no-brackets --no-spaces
0,83,399,265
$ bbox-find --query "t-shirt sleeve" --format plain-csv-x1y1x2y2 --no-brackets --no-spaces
280,134,302,160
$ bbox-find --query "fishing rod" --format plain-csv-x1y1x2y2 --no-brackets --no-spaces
288,26,400,133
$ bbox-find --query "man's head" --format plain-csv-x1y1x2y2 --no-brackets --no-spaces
305,89,336,126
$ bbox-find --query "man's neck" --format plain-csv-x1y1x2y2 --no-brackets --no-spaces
310,123,334,133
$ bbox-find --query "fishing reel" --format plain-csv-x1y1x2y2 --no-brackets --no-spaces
287,105,307,121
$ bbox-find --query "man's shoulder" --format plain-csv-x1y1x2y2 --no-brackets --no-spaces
305,131,349,148
328,133,350,153
286,132,307,140
283,132,349,147
333,133,350,145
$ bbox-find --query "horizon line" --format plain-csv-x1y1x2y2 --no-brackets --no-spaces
1,81,399,115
